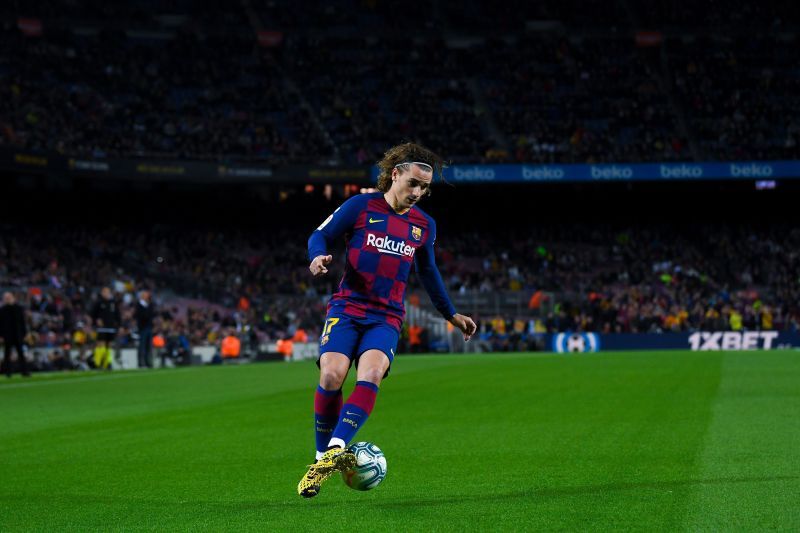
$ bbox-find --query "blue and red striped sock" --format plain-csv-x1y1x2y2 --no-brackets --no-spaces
314,386,342,458
329,381,379,448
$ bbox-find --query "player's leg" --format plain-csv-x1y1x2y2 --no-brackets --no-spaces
315,352,349,458
299,348,389,498
313,314,361,458
299,352,355,499
327,324,396,449
298,316,360,498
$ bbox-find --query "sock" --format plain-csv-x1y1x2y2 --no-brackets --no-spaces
330,381,379,447
314,386,343,456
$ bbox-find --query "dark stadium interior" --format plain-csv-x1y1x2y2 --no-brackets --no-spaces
1,173,799,225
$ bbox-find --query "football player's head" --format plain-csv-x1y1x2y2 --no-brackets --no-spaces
376,142,446,195
376,142,447,210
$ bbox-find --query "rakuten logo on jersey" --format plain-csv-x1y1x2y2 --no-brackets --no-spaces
366,233,415,257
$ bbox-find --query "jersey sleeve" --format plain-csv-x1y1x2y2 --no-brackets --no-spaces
414,218,457,319
308,195,364,261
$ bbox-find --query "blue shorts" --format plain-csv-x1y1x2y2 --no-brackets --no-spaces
317,314,398,375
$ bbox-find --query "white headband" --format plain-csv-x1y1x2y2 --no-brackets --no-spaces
394,161,433,172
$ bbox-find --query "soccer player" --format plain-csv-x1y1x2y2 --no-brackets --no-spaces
297,142,477,498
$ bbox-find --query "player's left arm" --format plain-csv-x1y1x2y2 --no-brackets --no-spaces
415,219,477,341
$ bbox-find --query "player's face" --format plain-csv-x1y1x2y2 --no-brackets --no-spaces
392,164,432,210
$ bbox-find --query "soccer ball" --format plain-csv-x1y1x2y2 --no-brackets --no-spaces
341,441,387,491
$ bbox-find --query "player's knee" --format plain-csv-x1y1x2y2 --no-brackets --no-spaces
319,367,347,389
358,366,384,385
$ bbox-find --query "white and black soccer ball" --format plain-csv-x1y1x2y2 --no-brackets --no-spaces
341,441,387,491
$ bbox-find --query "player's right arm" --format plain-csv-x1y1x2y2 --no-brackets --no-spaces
307,195,364,277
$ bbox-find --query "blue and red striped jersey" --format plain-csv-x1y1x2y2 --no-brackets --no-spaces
308,192,456,331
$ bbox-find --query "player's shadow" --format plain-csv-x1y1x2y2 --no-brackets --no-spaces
367,474,799,510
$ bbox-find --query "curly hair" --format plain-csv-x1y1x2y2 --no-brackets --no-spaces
375,142,447,194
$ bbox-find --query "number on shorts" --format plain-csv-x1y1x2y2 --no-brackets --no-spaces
322,317,340,336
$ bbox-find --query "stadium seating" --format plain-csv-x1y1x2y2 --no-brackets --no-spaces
1,1,798,163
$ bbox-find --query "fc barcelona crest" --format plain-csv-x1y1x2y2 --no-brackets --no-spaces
411,226,423,241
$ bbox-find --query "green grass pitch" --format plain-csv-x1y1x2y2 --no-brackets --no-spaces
1,350,799,531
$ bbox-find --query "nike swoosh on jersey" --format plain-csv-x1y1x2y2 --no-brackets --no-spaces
345,411,363,417
369,217,385,223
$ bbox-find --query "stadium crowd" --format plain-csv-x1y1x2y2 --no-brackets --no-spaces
0,223,325,373
430,223,800,349
1,2,797,164
0,24,330,163
668,36,800,161
2,219,798,370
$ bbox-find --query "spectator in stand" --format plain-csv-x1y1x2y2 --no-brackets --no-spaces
164,326,191,367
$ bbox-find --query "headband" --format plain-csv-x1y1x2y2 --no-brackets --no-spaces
394,161,433,172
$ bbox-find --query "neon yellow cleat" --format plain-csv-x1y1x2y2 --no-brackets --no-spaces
297,447,357,498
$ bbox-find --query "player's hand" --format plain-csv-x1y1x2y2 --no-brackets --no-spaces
309,255,333,277
449,313,477,341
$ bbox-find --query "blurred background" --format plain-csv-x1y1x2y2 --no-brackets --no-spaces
1,0,799,372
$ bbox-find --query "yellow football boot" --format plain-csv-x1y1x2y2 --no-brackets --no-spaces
297,447,357,498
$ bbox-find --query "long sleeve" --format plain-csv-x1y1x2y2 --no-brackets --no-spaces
308,195,364,261
414,218,456,319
